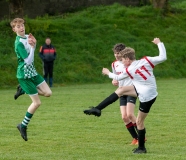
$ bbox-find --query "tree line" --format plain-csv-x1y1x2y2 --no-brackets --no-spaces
0,0,169,19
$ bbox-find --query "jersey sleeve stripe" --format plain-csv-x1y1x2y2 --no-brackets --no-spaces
144,56,154,68
112,60,117,70
126,68,133,79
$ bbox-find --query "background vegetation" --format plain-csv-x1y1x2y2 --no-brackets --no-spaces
0,1,186,159
0,0,186,87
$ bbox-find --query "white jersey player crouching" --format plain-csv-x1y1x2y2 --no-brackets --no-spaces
83,38,167,154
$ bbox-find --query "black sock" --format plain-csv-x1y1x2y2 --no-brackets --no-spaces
95,92,119,110
133,123,138,133
126,122,138,139
138,128,146,149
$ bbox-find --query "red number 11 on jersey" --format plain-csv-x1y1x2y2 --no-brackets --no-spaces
135,65,151,80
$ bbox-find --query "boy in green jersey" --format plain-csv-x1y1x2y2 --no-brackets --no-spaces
10,18,52,141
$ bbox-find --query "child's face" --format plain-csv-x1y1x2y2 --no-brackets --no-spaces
13,23,25,37
114,51,122,61
122,57,130,67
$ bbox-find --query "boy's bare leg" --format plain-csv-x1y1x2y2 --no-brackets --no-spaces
133,111,148,153
17,94,41,141
126,102,138,144
28,95,42,114
121,103,138,144
83,85,137,116
37,81,52,97
120,106,131,125
136,111,148,130
127,103,137,124
115,85,137,97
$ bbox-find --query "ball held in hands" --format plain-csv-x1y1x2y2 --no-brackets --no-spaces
28,33,36,47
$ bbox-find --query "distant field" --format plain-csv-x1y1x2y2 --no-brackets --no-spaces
0,79,186,160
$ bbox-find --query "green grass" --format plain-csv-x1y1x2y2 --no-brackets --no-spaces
0,79,186,160
1,2,186,86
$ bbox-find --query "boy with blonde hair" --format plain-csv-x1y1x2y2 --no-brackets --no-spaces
10,18,52,141
84,38,166,153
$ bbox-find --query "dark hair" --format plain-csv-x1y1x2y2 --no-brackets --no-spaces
112,43,126,52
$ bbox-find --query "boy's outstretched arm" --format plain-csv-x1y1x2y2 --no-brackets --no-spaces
102,68,128,81
149,37,167,65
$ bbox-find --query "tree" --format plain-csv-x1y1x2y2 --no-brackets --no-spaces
8,0,24,18
152,0,168,9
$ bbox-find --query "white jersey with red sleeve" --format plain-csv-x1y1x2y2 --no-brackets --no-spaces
111,60,132,87
108,42,167,102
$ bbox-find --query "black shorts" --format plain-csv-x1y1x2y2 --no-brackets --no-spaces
139,97,157,113
120,95,137,106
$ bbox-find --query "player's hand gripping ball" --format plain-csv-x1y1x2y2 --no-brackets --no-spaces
28,33,36,47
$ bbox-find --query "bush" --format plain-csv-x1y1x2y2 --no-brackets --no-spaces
1,3,186,87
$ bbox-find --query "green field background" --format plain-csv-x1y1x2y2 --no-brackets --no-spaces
0,79,186,159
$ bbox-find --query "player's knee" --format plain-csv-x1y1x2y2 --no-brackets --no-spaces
122,115,128,122
45,90,52,97
127,113,134,120
116,88,123,97
34,101,41,108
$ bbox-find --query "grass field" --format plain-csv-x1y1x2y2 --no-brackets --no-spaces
0,79,186,160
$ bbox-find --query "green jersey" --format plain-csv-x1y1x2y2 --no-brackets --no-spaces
15,35,38,79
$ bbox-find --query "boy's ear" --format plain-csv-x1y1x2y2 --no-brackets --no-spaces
12,28,17,34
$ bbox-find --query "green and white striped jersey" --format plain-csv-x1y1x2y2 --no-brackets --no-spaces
14,35,38,79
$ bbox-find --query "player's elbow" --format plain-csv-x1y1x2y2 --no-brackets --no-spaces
163,56,167,61
159,55,167,62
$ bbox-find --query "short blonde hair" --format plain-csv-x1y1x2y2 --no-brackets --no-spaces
10,18,24,28
120,47,136,60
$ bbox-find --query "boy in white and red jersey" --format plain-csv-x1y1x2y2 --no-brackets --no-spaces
112,43,138,145
84,38,166,154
